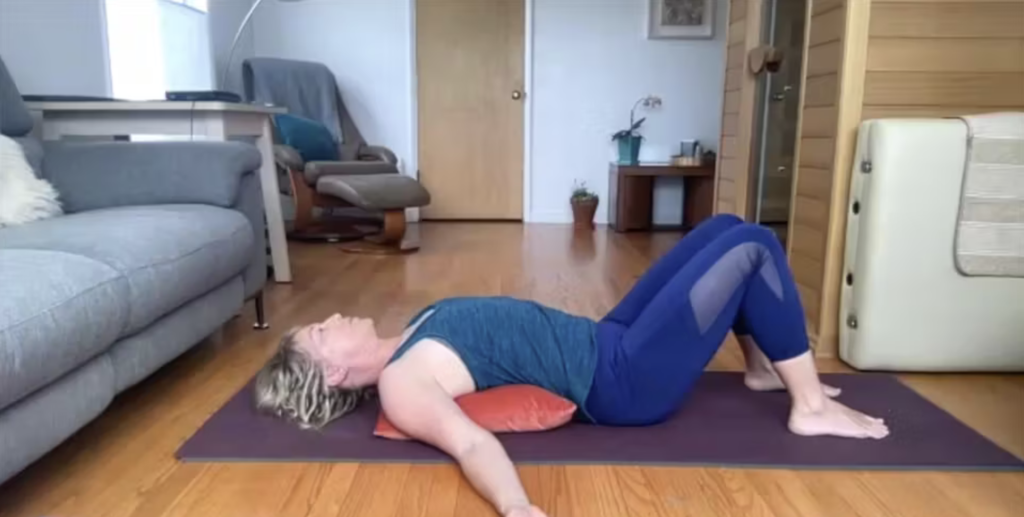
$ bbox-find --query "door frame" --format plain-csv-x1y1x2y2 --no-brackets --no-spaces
407,0,535,222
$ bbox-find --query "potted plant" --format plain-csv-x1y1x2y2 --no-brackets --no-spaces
612,95,662,165
570,181,599,229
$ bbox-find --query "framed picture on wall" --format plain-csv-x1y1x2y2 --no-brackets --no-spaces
647,0,715,39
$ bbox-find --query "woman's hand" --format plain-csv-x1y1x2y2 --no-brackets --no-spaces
505,504,548,517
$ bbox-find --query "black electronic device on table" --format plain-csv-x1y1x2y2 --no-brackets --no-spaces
165,90,243,103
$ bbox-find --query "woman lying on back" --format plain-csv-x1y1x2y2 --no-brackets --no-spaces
255,215,888,517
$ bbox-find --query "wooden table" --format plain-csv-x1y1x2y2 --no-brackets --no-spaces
26,101,293,283
608,162,715,232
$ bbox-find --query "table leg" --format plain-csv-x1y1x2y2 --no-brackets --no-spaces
683,175,715,229
617,175,654,232
256,118,293,283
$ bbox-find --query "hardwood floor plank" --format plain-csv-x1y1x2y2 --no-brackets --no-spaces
745,469,825,517
335,464,410,517
159,464,308,517
519,465,575,517
423,466,461,517
0,224,1021,517
566,466,628,517
642,468,719,517
275,465,359,517
613,466,669,517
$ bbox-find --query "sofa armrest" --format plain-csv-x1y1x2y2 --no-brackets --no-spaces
42,141,261,212
359,144,398,165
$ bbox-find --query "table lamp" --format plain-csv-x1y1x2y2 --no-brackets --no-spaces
166,0,306,103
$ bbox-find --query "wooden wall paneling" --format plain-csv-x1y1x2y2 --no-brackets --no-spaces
722,113,739,136
724,67,744,91
872,0,1024,3
732,0,764,219
809,4,845,46
863,72,1024,108
812,0,844,16
869,2,1024,39
806,41,843,77
798,137,836,169
714,0,764,219
718,178,737,200
816,0,871,357
788,2,847,338
791,223,827,266
729,19,747,45
791,253,826,292
797,283,822,331
867,38,1024,73
719,158,739,180
803,74,840,107
793,194,829,229
795,166,832,201
723,90,742,113
862,105,1022,120
786,0,816,256
801,106,839,137
730,0,748,23
721,136,739,158
727,42,745,68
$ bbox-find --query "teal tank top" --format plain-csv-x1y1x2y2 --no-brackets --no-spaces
391,297,599,411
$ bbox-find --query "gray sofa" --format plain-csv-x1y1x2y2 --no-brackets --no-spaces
0,58,267,483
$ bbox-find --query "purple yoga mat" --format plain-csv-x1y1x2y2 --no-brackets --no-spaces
177,373,1023,470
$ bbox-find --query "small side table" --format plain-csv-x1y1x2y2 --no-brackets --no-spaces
27,101,293,283
608,162,715,232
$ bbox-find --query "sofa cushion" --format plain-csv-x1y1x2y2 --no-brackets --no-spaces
0,249,128,412
0,205,254,335
0,354,115,484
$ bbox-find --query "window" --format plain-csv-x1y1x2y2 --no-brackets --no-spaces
167,0,207,13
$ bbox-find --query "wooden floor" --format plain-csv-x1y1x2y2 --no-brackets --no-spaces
1,223,1022,517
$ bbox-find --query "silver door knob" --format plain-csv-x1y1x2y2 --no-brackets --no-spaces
511,90,523,100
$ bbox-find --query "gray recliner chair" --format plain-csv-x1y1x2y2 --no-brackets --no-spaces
243,57,430,254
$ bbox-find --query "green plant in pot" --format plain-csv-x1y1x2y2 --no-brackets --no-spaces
612,95,662,165
571,181,599,229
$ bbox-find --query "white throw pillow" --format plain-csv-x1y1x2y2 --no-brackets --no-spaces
0,134,62,227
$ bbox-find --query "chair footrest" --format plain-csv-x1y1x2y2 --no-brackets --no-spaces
316,174,431,212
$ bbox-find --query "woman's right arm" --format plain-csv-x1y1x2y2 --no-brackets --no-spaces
378,367,547,517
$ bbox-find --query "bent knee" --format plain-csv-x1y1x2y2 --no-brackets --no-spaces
729,223,782,246
706,213,744,227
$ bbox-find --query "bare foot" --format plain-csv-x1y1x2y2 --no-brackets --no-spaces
745,366,842,397
788,397,889,439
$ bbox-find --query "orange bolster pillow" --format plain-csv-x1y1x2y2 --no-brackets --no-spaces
374,385,577,441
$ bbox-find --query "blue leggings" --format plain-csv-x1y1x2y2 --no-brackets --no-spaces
583,215,809,425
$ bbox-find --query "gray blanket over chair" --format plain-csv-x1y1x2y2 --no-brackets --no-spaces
955,112,1024,277
242,57,344,143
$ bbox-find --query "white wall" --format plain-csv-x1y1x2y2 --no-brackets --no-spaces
208,0,256,94
530,0,727,223
0,0,111,96
246,0,726,222
161,0,214,91
252,0,413,174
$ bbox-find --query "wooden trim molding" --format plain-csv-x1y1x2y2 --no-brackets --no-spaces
816,0,871,358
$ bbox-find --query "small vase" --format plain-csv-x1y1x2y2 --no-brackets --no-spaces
571,198,599,229
617,135,642,165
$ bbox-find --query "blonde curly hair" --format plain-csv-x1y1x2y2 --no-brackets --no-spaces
254,329,371,430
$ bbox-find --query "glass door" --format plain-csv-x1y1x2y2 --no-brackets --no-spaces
750,0,807,245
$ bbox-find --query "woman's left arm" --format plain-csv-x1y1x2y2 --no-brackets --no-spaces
378,367,543,517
